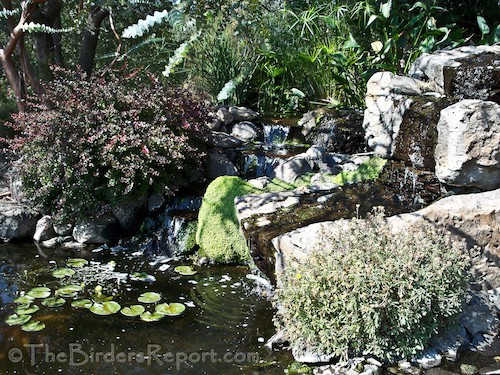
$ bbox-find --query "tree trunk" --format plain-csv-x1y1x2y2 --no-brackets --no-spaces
79,6,109,78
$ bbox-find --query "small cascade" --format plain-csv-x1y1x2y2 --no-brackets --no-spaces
243,154,279,178
263,124,290,146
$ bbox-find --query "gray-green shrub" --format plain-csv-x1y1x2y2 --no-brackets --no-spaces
274,211,470,362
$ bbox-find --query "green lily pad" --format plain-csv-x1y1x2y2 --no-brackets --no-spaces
56,284,83,298
51,268,76,279
16,305,40,315
140,311,164,322
174,266,197,276
21,320,46,332
5,314,32,326
27,287,51,299
14,295,35,304
90,301,121,315
66,258,88,268
121,305,145,317
42,297,66,308
137,292,161,303
71,299,93,309
155,303,186,316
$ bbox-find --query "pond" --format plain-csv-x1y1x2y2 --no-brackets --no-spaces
0,243,293,375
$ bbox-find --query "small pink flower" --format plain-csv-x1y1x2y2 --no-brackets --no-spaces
141,145,150,155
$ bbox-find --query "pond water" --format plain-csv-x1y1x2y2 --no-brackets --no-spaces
0,243,293,375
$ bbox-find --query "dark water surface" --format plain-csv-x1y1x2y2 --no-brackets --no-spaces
0,243,293,375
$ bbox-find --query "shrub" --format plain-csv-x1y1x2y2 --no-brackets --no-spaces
196,176,256,263
8,69,209,220
274,211,470,362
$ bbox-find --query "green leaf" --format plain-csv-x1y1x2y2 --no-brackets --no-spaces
90,301,121,315
477,16,490,35
71,299,93,309
140,311,164,322
16,305,40,315
56,284,83,298
121,305,146,317
5,314,32,326
367,14,378,27
155,303,186,316
410,2,427,11
52,268,76,279
371,41,384,53
22,320,46,332
343,34,360,49
27,287,51,299
66,258,88,268
492,25,500,43
138,292,162,303
174,266,197,276
14,295,35,304
42,297,66,308
380,0,392,18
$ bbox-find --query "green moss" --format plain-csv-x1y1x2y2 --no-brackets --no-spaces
196,176,256,264
332,157,386,185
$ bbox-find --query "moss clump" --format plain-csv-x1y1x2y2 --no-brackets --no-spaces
196,176,256,263
275,211,470,362
332,156,386,185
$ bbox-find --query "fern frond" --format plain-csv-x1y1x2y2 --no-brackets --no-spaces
162,32,200,77
0,8,19,19
21,22,73,33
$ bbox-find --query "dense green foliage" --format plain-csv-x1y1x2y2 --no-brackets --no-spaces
196,176,255,263
274,212,470,362
7,69,209,219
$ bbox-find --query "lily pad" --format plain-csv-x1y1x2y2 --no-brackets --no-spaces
137,292,161,304
5,314,32,326
130,272,156,282
174,266,197,276
56,284,83,298
140,311,164,322
42,297,66,308
14,295,35,304
66,258,88,268
90,301,121,315
27,287,51,299
21,320,46,332
16,305,40,315
155,303,186,316
51,268,75,279
71,299,93,309
120,305,145,317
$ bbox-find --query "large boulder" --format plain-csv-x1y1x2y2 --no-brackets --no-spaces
33,215,57,242
434,100,500,190
269,154,313,183
205,153,238,179
112,193,147,230
409,45,500,103
231,121,261,142
72,212,121,244
0,201,38,241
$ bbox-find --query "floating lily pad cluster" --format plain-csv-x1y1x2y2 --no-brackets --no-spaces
6,260,196,331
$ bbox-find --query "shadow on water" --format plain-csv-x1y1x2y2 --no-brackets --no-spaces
0,244,293,375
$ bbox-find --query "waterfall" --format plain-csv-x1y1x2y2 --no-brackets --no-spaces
243,154,279,178
263,124,290,146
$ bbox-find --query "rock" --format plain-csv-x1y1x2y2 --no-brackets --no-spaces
460,365,478,375
429,325,470,361
363,71,443,158
415,348,442,369
231,121,260,142
361,365,380,375
216,107,234,126
228,106,259,122
206,153,238,179
425,369,459,375
53,221,73,236
33,215,57,242
208,116,222,131
471,333,500,356
73,212,121,244
409,45,500,103
0,202,38,241
478,364,500,375
387,188,500,276
487,288,500,310
265,330,287,350
461,292,499,337
291,347,335,363
147,193,166,213
300,109,367,153
305,146,327,163
434,100,500,190
399,361,422,375
112,193,147,230
247,176,272,190
270,154,313,183
236,191,300,223
60,241,87,250
208,131,244,149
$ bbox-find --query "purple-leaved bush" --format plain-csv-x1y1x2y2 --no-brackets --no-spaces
8,69,210,219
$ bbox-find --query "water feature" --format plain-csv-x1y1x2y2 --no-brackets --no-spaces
263,124,290,147
0,244,293,375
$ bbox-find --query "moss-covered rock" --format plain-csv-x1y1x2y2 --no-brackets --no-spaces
196,176,256,263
